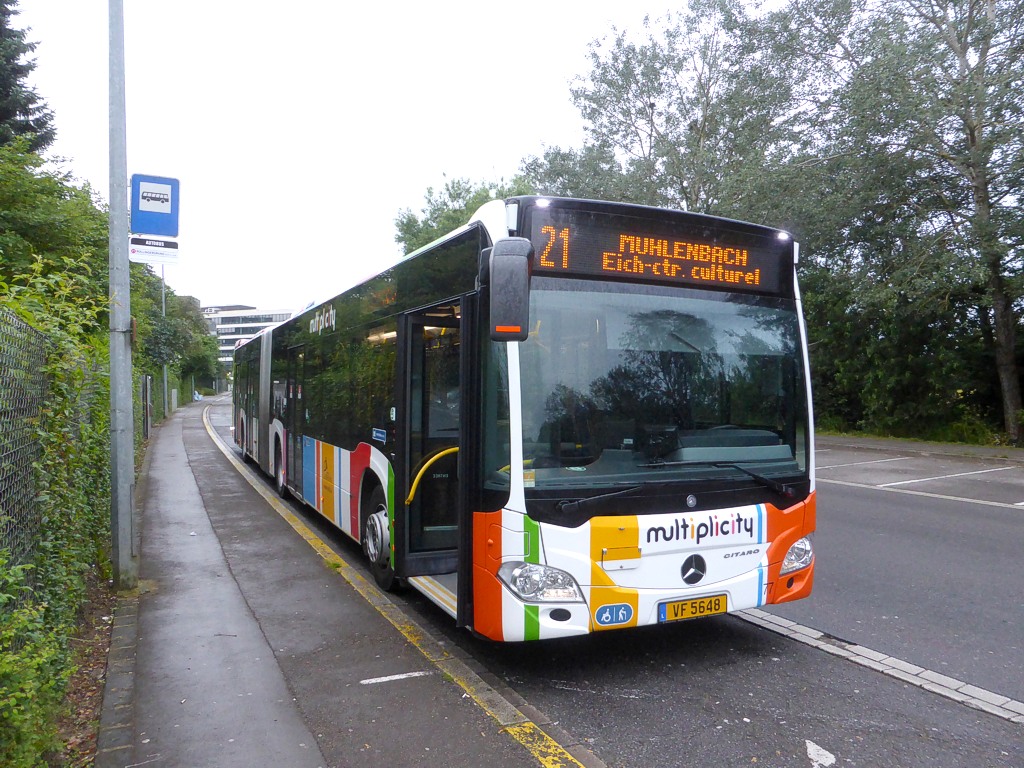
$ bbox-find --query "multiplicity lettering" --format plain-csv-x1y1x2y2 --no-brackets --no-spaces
603,235,761,286
646,512,757,546
309,304,337,335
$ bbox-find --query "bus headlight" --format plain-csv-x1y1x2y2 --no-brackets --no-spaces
497,562,584,603
780,537,813,575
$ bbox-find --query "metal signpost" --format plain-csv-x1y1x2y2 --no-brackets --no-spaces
108,0,136,589
109,5,183,588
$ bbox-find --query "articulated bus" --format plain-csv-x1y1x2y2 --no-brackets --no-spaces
233,196,815,642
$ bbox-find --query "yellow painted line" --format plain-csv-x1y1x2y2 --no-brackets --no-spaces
505,723,589,768
201,406,588,768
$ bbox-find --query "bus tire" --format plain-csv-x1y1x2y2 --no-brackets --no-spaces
274,442,287,498
362,485,396,591
239,422,251,464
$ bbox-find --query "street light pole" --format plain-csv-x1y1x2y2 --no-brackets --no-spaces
109,0,137,589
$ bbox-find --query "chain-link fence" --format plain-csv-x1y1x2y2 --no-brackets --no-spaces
0,307,47,568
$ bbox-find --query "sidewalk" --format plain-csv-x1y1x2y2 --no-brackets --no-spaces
95,397,589,768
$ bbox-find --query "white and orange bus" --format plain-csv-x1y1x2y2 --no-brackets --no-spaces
233,196,815,641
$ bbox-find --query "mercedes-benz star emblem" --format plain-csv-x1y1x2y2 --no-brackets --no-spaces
681,554,707,585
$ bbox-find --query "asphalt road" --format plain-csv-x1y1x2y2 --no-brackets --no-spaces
395,437,1024,767
209,401,1024,767
772,439,1024,704
456,614,1020,767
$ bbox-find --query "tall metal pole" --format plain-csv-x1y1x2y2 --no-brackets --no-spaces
109,0,137,589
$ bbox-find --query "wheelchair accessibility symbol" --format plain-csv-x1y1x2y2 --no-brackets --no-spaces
595,603,634,626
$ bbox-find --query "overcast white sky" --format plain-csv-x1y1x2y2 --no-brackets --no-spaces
16,1,677,314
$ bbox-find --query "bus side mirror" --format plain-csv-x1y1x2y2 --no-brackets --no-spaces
485,237,532,342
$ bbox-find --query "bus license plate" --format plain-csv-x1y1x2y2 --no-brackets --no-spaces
658,594,728,622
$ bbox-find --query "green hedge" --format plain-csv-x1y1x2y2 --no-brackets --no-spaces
1,264,112,766
0,555,70,764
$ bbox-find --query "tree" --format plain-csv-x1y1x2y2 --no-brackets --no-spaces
0,0,55,152
136,290,218,388
168,295,218,386
0,137,108,296
179,332,220,388
394,176,532,254
520,144,637,202
0,139,108,332
897,0,1024,441
424,0,1024,441
524,0,794,216
742,0,1024,440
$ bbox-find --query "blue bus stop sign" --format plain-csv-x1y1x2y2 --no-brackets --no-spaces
130,174,180,237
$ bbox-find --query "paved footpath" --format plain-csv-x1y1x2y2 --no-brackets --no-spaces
97,397,596,768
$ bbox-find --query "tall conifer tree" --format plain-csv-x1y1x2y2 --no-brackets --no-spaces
0,0,54,151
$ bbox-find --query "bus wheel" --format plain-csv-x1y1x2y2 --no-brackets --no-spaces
274,444,287,498
362,486,395,590
239,423,251,463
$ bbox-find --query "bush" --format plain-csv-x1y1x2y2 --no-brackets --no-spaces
1,257,111,766
0,555,69,766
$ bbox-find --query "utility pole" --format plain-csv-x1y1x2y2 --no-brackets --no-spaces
109,0,137,589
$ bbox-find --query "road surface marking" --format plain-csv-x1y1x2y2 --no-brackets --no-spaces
806,740,836,767
817,456,911,470
878,465,1014,487
740,609,1024,725
360,671,434,685
818,476,1024,511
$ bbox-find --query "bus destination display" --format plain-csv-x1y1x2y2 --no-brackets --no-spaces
529,208,786,293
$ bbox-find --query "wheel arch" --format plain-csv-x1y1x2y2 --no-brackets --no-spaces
355,445,394,536
238,412,252,462
269,418,286,472
358,470,381,526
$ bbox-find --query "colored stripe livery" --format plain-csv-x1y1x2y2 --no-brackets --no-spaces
293,437,390,542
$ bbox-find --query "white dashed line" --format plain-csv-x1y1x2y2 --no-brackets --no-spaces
806,740,836,767
817,476,1024,510
739,609,1024,724
359,670,435,685
878,465,1015,487
817,456,912,470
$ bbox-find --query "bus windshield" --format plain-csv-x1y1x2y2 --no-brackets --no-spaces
518,278,808,491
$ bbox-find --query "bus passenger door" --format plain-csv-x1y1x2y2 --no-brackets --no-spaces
399,304,461,578
285,345,304,497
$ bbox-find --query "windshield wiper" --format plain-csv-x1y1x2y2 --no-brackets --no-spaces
556,485,641,516
639,459,794,497
718,462,795,497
